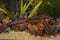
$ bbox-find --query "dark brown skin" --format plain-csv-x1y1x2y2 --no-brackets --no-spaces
7,16,57,36
28,17,57,36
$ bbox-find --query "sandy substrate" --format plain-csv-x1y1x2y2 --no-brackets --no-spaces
0,31,59,40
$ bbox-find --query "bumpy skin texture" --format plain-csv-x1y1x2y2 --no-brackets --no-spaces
8,16,58,36
27,17,58,36
28,23,45,36
16,23,28,31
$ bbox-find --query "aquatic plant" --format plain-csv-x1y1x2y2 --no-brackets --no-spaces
28,1,43,18
20,0,33,17
0,7,17,20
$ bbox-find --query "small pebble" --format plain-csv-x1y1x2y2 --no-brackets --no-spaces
2,17,12,24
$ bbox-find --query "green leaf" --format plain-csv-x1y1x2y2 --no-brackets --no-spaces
20,0,33,17
20,0,24,17
48,2,53,6
23,0,33,16
28,1,43,18
0,7,17,20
